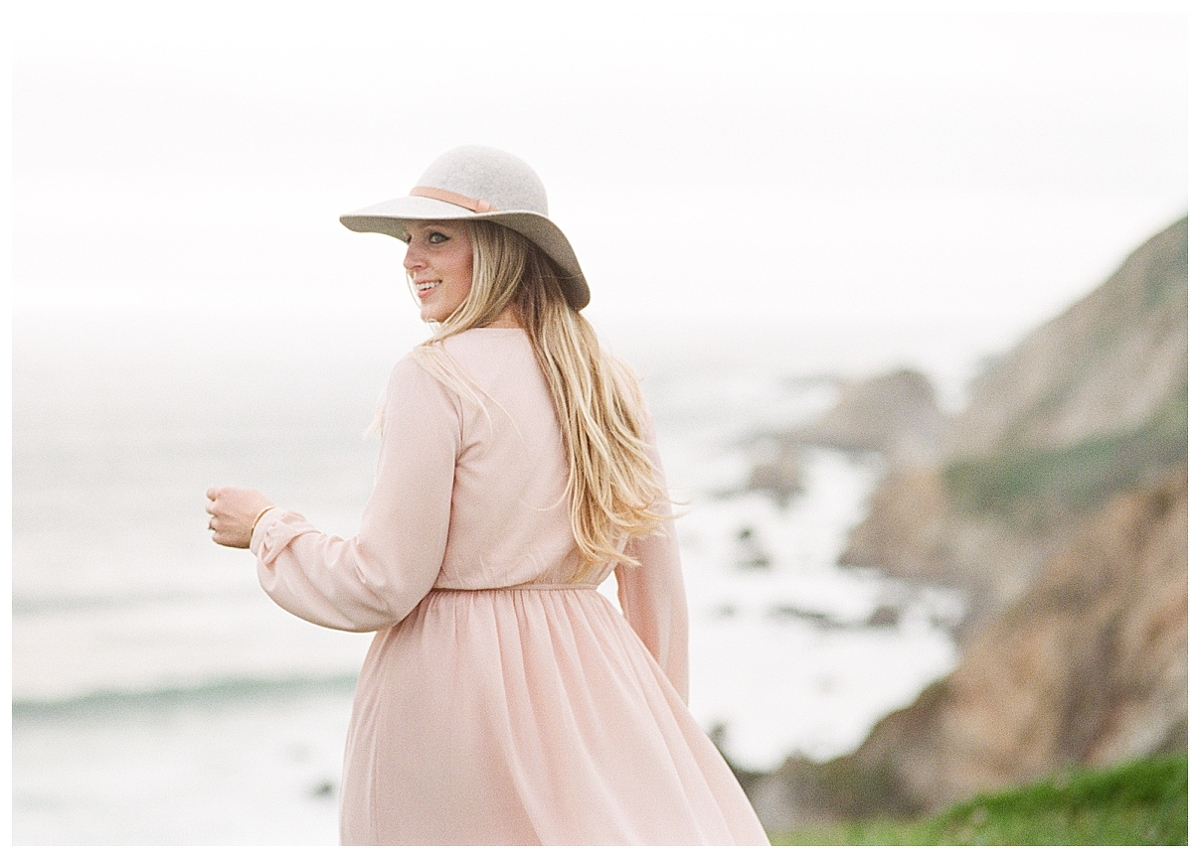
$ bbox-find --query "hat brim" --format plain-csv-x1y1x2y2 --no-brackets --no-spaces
340,196,590,310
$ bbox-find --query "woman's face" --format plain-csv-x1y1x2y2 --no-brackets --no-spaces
403,220,474,323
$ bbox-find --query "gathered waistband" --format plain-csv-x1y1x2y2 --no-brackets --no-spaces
430,583,599,592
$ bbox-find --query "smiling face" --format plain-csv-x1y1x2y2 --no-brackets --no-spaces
402,220,475,323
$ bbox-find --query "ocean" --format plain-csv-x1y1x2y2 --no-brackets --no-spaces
12,301,970,845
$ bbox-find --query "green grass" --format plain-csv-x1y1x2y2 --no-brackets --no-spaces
771,754,1187,846
943,385,1187,527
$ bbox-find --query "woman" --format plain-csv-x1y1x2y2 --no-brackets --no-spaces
205,146,769,846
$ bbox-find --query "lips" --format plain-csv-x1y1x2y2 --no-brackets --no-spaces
414,281,439,299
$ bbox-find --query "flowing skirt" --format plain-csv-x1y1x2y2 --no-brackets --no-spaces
338,586,769,845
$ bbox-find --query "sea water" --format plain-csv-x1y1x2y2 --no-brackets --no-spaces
12,303,968,845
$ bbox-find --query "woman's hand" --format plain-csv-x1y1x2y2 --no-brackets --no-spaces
206,486,276,549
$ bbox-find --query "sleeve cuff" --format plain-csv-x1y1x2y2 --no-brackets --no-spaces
249,507,288,554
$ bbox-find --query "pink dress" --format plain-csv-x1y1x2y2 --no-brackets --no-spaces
249,327,769,846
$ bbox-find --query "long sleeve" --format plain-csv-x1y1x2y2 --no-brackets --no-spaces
615,429,689,703
250,356,459,632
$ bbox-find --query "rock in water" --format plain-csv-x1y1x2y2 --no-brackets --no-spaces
787,368,948,466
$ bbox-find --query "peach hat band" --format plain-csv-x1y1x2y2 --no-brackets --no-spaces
409,186,496,214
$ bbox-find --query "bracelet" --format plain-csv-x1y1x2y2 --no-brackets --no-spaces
250,506,276,540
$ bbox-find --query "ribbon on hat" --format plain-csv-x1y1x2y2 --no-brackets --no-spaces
410,186,496,213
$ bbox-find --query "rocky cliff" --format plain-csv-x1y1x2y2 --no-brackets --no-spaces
748,216,1188,829
950,218,1187,458
843,216,1187,626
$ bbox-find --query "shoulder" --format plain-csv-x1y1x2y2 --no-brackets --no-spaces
389,350,437,387
377,351,463,442
386,351,459,409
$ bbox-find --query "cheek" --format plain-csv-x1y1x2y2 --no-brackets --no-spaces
451,251,474,296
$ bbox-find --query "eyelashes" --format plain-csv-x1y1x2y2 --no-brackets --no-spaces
402,230,452,245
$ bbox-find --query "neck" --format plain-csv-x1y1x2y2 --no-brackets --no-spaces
485,306,523,329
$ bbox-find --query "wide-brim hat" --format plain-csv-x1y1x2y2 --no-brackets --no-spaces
340,145,590,310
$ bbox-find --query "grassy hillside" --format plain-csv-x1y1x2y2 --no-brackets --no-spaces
943,383,1187,528
771,754,1187,846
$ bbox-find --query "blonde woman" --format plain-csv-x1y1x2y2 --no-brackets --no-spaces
205,146,769,846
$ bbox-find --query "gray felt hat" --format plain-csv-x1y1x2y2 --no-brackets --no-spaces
340,146,590,310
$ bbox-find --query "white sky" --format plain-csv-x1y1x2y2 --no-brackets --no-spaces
11,0,1189,379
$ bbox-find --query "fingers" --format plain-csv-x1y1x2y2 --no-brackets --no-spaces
208,516,251,549
205,485,271,551
204,487,232,522
211,529,245,548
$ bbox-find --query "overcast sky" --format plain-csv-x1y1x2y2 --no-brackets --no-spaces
12,0,1188,380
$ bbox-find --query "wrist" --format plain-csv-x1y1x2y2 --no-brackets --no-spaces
249,505,276,541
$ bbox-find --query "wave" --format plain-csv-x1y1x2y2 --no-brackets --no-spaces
11,588,250,617
12,673,360,719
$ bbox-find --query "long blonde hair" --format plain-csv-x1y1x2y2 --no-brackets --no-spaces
414,220,668,572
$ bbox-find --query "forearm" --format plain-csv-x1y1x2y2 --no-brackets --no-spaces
616,518,690,703
251,508,440,632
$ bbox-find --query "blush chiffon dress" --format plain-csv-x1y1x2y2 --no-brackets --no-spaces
248,327,770,846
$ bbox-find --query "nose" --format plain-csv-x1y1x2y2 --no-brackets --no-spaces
403,241,423,272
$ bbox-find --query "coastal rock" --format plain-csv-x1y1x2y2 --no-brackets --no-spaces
950,217,1187,458
745,456,804,506
838,467,1054,632
786,368,948,466
843,216,1188,625
749,216,1189,827
736,367,945,507
752,466,1187,823
852,467,1188,812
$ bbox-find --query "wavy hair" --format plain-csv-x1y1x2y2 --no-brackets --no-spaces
411,220,669,573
